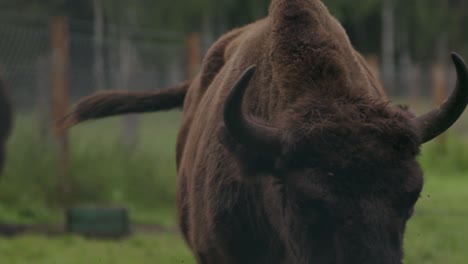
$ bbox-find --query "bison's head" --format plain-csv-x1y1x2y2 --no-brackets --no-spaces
222,54,467,263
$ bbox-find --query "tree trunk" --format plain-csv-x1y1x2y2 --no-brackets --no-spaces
117,36,139,148
117,6,139,149
93,0,106,91
399,23,418,104
35,54,51,140
201,11,214,54
215,0,227,36
382,0,395,92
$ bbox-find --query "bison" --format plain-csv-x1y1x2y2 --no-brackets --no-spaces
0,75,12,173
62,0,468,263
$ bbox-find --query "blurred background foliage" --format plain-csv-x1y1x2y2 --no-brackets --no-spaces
1,0,466,102
1,0,466,57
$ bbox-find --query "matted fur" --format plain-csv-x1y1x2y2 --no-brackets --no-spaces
60,81,189,129
221,93,420,179
276,95,420,170
176,1,426,263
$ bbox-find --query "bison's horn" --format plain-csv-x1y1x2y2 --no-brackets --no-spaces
224,65,282,153
413,53,468,143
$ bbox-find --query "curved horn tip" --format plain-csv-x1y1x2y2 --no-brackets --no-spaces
243,65,258,78
415,52,468,143
451,52,467,67
229,65,258,96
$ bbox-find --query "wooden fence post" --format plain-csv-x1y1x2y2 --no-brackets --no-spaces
366,55,382,85
186,33,202,79
50,16,72,206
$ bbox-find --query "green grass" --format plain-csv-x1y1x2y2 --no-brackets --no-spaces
0,111,467,263
1,172,467,264
404,173,468,264
0,111,182,225
0,233,195,264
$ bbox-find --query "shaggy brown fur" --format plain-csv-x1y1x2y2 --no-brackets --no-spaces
62,0,467,263
60,81,190,129
175,1,448,263
0,76,12,173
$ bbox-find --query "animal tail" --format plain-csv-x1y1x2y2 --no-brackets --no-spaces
59,81,189,129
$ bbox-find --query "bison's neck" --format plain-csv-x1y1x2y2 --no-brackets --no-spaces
222,0,387,123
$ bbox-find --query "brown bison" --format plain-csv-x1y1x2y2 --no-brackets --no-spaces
0,75,12,173
62,0,468,263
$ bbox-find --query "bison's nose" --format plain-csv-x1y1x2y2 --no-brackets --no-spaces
335,228,403,264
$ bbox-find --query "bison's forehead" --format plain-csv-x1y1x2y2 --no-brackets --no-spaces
287,153,423,203
277,97,421,173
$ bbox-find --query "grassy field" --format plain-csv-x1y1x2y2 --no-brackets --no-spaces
404,172,468,263
0,233,195,264
0,110,467,263
0,112,183,226
0,172,467,263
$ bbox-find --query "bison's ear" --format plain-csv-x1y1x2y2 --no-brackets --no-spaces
223,65,282,154
412,53,468,143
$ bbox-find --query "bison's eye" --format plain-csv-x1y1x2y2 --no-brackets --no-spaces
407,190,421,207
406,206,415,219
396,189,421,219
406,190,421,218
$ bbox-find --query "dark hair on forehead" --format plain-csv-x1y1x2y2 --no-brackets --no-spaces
276,94,420,172
219,91,421,179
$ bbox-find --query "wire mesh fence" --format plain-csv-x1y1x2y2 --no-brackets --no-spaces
0,19,188,111
0,17,466,135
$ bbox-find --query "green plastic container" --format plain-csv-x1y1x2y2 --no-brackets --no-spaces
66,207,130,238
